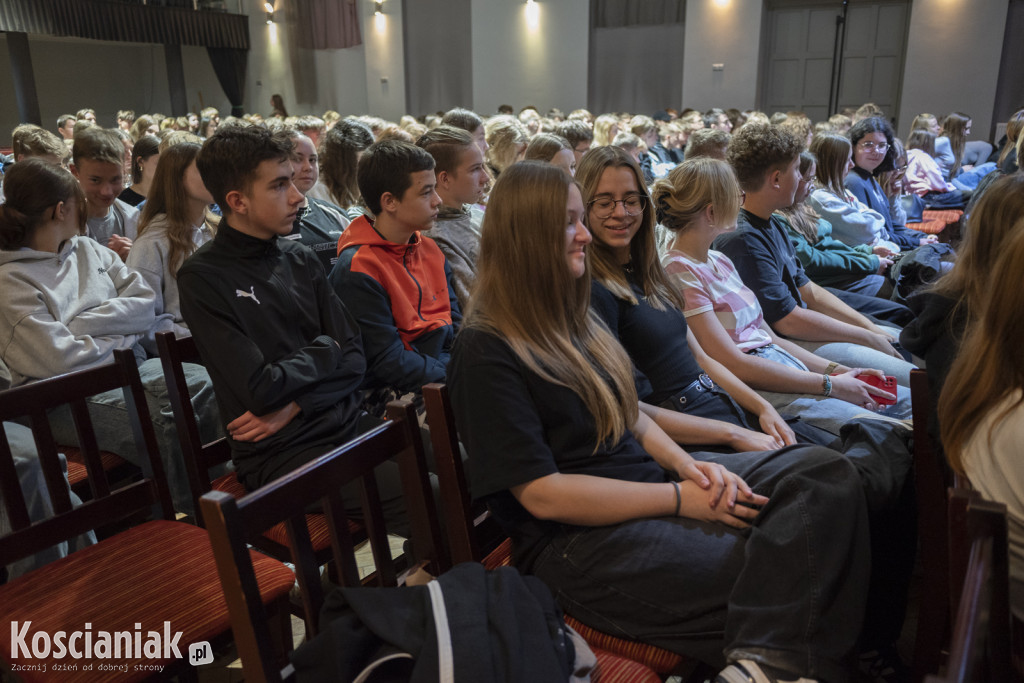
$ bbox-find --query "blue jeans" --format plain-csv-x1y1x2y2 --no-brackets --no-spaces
749,344,912,436
530,446,871,682
49,358,223,516
0,422,96,580
950,161,997,192
792,326,917,387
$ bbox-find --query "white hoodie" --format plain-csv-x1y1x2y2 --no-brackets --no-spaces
0,236,173,387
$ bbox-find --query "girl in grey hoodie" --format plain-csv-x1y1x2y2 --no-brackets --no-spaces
0,159,220,514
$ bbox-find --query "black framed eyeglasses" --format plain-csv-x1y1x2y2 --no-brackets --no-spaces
588,195,647,219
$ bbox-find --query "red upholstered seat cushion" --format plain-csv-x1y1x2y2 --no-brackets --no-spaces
0,520,294,683
62,446,131,488
591,648,663,683
212,472,360,549
908,209,962,235
564,614,684,675
480,537,681,675
482,538,513,570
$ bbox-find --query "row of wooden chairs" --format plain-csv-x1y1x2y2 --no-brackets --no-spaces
0,337,667,681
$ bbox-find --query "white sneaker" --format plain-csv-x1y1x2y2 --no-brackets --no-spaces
715,659,818,683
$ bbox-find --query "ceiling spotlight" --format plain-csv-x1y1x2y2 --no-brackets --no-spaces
374,1,384,16
264,1,273,11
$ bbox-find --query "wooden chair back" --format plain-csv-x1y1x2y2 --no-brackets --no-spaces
422,382,480,565
156,331,232,524
200,399,443,683
0,349,173,568
911,368,956,681
926,492,1013,682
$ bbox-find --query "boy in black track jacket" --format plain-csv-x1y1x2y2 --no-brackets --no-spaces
177,127,401,520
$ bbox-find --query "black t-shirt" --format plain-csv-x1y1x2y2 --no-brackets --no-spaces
118,186,146,207
589,277,704,404
713,208,810,325
448,326,668,570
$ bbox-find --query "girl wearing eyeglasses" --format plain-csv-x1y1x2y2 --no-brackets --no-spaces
580,146,798,452
845,117,936,249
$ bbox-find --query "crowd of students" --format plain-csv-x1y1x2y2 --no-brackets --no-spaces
1,98,1023,683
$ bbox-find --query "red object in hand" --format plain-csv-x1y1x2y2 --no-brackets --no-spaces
854,374,898,406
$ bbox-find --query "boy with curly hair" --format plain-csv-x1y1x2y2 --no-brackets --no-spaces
714,124,915,383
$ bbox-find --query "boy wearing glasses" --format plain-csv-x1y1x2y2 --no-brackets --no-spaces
330,140,461,415
715,124,916,385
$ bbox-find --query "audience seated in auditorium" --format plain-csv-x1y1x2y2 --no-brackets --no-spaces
126,142,217,336
809,133,903,255
659,155,911,430
449,159,876,683
704,107,733,133
11,124,67,167
714,124,916,385
778,151,895,299
275,129,350,274
441,108,488,158
331,140,460,417
0,159,218,514
581,147,796,453
629,115,665,182
416,125,489,312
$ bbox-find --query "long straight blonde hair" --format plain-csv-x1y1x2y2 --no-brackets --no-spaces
468,161,638,449
940,216,1024,473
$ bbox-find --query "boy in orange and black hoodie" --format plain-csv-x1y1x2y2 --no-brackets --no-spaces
329,140,461,414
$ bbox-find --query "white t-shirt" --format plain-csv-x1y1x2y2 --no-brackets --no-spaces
962,390,1024,620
